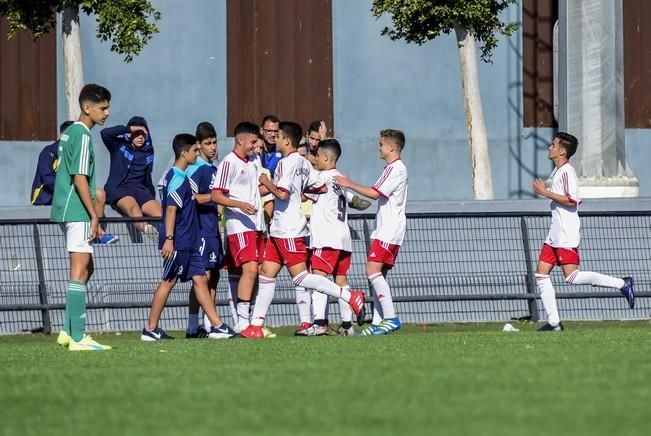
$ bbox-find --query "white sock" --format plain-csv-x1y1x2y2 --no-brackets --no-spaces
294,271,348,300
565,270,625,289
203,313,211,331
536,273,560,326
369,273,396,319
251,275,275,327
228,273,240,325
187,314,199,334
338,285,353,323
312,290,328,321
370,287,384,324
295,286,312,324
236,300,251,331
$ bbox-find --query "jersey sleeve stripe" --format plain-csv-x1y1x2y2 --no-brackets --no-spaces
171,191,183,208
277,186,290,193
372,187,388,199
373,166,393,189
79,134,89,174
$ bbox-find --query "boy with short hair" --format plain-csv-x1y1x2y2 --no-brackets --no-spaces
51,84,113,351
531,132,635,331
244,121,365,339
334,129,408,335
211,122,267,333
184,122,224,338
141,134,236,341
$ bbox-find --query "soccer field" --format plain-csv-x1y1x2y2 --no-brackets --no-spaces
1,322,650,436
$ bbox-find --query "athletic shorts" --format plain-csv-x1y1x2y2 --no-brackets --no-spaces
538,243,580,266
263,237,308,267
59,222,93,254
161,248,205,282
309,247,351,276
367,239,400,268
224,231,264,269
199,236,224,271
109,184,155,208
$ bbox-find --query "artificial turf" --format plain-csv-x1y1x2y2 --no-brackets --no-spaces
1,321,650,436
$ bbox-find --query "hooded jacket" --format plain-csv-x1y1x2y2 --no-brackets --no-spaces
101,116,155,204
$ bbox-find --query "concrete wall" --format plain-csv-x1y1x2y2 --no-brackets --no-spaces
1,0,650,208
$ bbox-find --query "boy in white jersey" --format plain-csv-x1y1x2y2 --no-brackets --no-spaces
532,132,635,331
241,121,365,339
211,122,266,333
334,129,408,336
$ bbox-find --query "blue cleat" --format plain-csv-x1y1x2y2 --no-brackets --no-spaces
208,323,238,339
377,318,401,335
94,233,119,245
620,277,635,309
538,322,564,332
358,324,384,336
141,327,174,341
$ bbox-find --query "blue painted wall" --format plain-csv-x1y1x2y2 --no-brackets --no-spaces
2,0,650,207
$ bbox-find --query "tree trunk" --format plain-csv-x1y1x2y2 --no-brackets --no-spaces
454,24,494,200
62,6,84,121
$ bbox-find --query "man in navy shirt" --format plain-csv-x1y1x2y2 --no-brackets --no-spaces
141,133,236,341
260,114,283,177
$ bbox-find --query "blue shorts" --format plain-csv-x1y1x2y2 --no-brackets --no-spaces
199,236,224,271
161,248,205,282
108,184,155,208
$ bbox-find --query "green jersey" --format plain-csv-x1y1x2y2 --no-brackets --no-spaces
50,122,96,222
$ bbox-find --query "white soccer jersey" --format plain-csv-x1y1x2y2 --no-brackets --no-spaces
544,162,582,248
371,159,408,245
269,151,324,238
212,151,265,235
309,168,352,252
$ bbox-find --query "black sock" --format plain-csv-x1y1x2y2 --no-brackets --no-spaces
341,321,352,329
314,319,328,327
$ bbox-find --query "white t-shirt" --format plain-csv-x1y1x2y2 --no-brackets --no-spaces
269,151,324,238
545,162,582,248
309,168,352,252
212,151,265,235
371,159,408,245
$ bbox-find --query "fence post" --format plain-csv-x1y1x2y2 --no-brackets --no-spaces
519,217,539,321
33,224,52,334
361,217,373,324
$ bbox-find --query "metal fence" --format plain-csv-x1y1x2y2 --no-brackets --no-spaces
1,211,649,335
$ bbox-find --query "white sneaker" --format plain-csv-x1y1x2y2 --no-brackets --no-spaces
143,224,159,242
337,326,355,336
304,324,329,336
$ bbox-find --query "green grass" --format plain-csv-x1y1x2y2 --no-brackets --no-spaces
2,321,651,436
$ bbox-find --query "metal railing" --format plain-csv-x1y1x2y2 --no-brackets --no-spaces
1,211,649,334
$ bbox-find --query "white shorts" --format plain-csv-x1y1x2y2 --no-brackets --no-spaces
59,222,93,254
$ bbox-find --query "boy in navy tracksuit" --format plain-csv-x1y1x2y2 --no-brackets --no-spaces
101,116,161,240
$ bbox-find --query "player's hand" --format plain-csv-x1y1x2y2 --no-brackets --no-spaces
161,240,174,259
332,174,351,188
532,178,547,196
130,125,148,136
318,121,327,140
89,215,99,241
239,202,257,215
259,173,271,186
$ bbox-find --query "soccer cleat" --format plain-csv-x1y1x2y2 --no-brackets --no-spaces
57,330,71,347
141,327,175,341
348,290,366,325
538,322,565,332
186,327,208,339
294,322,313,336
358,324,384,336
94,233,119,245
68,335,111,351
620,277,635,309
303,324,329,336
337,326,355,336
262,327,277,338
208,323,238,339
349,195,371,211
377,318,401,335
143,224,159,242
240,324,264,339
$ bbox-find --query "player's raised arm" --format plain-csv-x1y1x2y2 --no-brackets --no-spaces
259,172,288,200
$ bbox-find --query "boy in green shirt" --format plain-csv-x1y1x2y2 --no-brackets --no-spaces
51,84,113,351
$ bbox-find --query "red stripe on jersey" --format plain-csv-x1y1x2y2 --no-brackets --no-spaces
373,166,393,190
219,161,230,189
212,187,229,193
567,195,580,205
277,186,290,193
372,187,388,199
305,183,325,193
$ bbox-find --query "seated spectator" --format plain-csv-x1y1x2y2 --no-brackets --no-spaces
101,116,161,240
31,120,117,244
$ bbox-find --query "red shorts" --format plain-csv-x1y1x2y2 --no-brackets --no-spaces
263,237,308,267
224,231,264,269
309,248,351,276
367,239,400,267
538,244,580,266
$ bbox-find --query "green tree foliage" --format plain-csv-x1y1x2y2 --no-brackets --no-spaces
0,0,160,62
371,0,518,62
